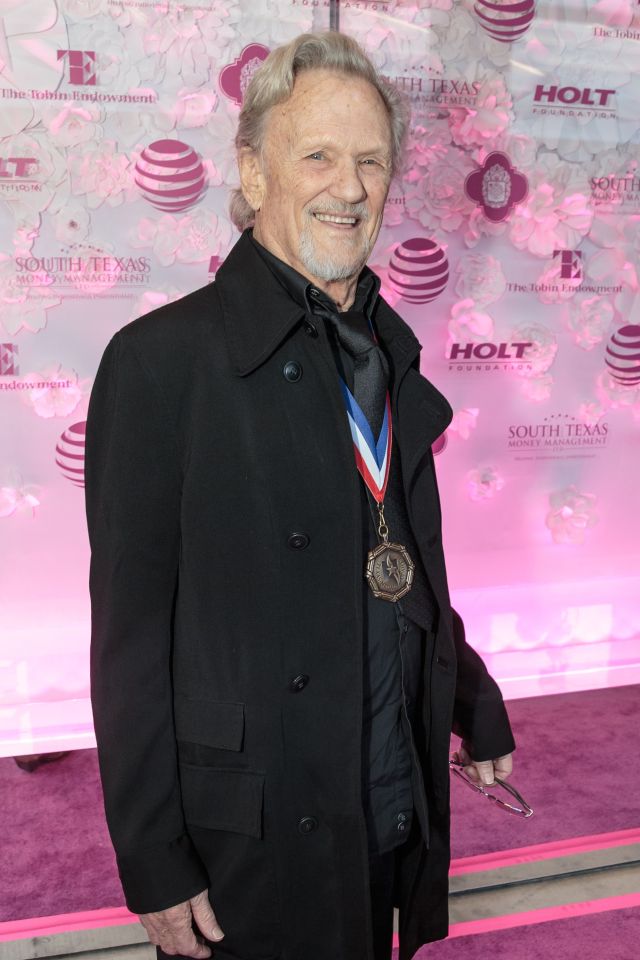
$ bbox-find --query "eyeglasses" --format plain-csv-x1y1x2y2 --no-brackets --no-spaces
449,758,533,819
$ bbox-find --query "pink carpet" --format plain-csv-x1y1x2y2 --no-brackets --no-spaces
1,683,638,922
394,904,640,959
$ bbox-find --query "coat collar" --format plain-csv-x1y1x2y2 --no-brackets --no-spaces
215,230,307,377
215,230,422,378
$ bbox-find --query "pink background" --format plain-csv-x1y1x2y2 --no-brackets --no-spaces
1,0,639,756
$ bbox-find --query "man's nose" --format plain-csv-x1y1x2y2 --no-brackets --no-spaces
328,160,367,204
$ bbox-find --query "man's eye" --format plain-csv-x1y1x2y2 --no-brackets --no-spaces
308,152,325,161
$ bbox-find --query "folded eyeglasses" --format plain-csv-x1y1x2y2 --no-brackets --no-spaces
449,757,533,819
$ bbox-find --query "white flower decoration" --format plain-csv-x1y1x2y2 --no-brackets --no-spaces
449,408,479,440
455,254,506,307
466,466,504,502
448,299,494,344
567,297,615,351
19,364,86,418
546,486,598,544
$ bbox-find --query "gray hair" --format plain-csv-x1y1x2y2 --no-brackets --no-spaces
229,32,409,232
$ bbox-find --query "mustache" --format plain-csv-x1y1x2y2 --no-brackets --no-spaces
306,202,370,221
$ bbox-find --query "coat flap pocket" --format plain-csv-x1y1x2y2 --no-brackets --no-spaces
174,696,245,751
179,764,264,839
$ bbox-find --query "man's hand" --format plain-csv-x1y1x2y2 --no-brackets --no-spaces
458,742,513,787
139,889,224,958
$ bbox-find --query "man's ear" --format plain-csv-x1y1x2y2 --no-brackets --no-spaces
238,148,266,212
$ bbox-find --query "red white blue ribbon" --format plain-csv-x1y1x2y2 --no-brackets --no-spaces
339,378,392,504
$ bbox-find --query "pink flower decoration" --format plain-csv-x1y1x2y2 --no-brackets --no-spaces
173,88,218,129
512,323,558,377
466,466,504,502
0,475,40,518
70,141,133,209
19,365,85,418
577,401,606,426
405,145,476,233
509,155,593,257
449,408,479,440
590,0,635,26
448,298,494,343
546,486,598,544
449,74,512,149
455,254,506,307
521,373,554,403
567,297,615,351
46,104,102,148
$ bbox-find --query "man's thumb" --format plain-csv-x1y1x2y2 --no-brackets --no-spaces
191,891,225,942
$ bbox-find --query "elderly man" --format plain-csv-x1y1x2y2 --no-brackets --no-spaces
85,31,515,960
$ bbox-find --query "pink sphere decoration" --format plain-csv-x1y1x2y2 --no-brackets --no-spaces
135,139,206,213
605,325,640,387
388,238,449,305
56,421,86,488
474,0,536,43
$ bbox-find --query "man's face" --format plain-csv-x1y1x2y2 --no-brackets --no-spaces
247,69,393,286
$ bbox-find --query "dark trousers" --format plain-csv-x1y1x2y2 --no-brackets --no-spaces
368,844,397,960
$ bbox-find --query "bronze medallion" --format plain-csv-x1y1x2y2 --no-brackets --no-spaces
365,541,414,602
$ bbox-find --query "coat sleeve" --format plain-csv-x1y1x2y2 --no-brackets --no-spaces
84,330,209,914
450,608,516,762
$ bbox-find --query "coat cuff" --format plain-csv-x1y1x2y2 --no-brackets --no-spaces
117,832,210,915
452,695,516,763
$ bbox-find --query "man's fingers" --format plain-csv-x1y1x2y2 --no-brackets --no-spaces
458,743,514,786
493,753,513,779
467,759,496,786
191,890,225,942
139,894,213,959
143,920,211,960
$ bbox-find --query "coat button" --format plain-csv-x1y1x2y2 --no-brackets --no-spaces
303,321,318,338
289,673,310,693
287,532,310,550
298,816,318,835
283,360,302,382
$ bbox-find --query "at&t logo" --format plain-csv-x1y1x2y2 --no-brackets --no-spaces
56,421,86,488
474,0,536,43
388,238,449,304
605,325,640,387
135,140,207,213
57,50,97,86
0,343,19,376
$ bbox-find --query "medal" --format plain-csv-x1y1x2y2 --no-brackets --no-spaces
365,502,414,602
339,378,414,602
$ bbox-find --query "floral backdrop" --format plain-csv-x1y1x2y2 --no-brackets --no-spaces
1,0,639,754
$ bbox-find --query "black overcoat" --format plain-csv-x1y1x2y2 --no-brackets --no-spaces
85,230,515,960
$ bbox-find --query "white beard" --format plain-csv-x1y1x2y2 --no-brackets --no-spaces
298,211,373,282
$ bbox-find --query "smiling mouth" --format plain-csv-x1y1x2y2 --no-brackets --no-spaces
313,212,360,227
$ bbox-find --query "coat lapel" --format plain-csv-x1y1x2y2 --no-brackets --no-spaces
373,299,453,486
215,230,306,377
